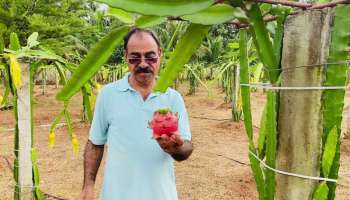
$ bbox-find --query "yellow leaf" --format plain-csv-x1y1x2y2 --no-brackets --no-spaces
95,83,102,93
89,94,96,109
48,131,55,148
7,54,22,89
0,95,3,104
72,134,80,155
101,68,109,81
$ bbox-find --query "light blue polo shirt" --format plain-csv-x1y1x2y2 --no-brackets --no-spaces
88,73,191,200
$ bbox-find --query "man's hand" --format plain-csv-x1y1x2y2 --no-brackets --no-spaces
155,132,193,161
76,185,94,200
156,133,184,155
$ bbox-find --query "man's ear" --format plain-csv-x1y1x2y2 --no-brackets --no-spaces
158,48,162,57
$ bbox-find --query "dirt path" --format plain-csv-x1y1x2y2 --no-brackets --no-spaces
0,84,349,200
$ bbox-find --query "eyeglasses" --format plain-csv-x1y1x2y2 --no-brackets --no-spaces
127,57,158,65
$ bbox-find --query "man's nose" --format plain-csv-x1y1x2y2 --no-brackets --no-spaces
139,58,148,67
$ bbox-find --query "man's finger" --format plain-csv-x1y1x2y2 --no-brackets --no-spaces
172,134,184,146
160,134,170,140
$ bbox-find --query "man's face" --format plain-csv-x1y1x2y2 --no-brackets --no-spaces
125,32,161,85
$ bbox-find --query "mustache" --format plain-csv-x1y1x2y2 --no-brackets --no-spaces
135,66,154,74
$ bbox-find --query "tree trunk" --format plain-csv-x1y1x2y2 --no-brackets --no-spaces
277,9,333,200
17,62,34,199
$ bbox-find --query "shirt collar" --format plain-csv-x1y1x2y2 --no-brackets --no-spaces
116,72,134,92
115,72,168,97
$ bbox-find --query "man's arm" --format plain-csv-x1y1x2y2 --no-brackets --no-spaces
77,140,104,200
83,140,105,188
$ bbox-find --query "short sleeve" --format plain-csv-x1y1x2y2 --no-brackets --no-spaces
172,91,192,141
88,88,109,145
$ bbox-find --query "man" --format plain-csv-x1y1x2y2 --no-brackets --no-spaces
77,28,193,200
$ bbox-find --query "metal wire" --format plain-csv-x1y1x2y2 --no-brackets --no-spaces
241,83,347,90
256,61,350,76
249,150,338,183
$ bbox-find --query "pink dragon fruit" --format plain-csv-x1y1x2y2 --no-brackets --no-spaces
149,108,178,138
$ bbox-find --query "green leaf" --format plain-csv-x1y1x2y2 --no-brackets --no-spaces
312,182,329,200
96,0,215,16
27,32,39,48
107,7,135,24
182,4,237,25
49,110,64,133
251,63,263,83
82,84,94,123
259,3,272,15
317,0,331,3
17,49,66,63
0,66,10,106
228,42,239,49
9,32,20,51
239,29,253,143
13,89,19,199
64,105,74,138
31,148,43,199
322,126,338,178
273,11,287,67
54,62,67,85
56,26,129,101
249,147,266,200
264,91,277,200
135,15,166,28
240,29,265,200
246,4,278,83
0,34,4,53
184,64,210,93
322,5,350,199
154,24,209,92
257,101,267,158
